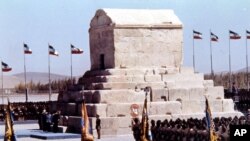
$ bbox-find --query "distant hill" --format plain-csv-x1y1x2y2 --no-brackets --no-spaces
0,75,22,89
1,72,72,89
236,67,250,73
13,72,71,84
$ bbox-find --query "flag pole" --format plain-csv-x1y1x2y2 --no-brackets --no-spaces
70,44,73,83
193,32,196,73
23,43,28,102
1,59,3,104
229,32,232,91
246,31,249,91
48,44,51,101
210,30,214,79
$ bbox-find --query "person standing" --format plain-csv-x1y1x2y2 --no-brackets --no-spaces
132,118,141,141
96,114,101,139
45,112,52,132
52,111,60,133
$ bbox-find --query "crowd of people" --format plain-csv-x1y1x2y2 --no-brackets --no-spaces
0,101,62,133
132,116,250,141
38,109,61,133
225,88,250,114
0,101,50,121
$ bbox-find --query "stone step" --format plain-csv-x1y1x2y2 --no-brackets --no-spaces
168,86,224,101
81,75,145,83
166,80,204,88
66,111,243,135
162,73,204,82
89,82,165,90
62,85,224,105
203,80,214,87
180,67,194,74
83,85,224,104
84,101,182,118
86,89,146,103
83,67,179,77
62,99,234,117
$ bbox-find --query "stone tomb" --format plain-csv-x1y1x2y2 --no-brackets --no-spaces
59,9,242,136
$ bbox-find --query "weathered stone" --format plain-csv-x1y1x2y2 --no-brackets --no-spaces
182,100,204,114
210,100,223,112
91,89,145,103
222,99,235,112
180,67,194,74
90,9,183,70
168,88,189,101
149,101,182,115
203,80,214,87
61,8,241,136
205,86,224,100
151,88,168,101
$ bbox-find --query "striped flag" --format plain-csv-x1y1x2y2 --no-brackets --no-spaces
205,97,218,141
193,30,202,39
2,62,12,72
211,32,218,42
81,100,94,141
71,44,83,54
24,43,32,54
230,30,241,39
247,30,250,39
49,45,59,56
140,97,149,141
4,99,17,141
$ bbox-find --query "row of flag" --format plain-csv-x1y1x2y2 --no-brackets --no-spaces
24,44,84,56
1,44,83,73
193,30,250,41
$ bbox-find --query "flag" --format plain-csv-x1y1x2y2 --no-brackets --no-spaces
140,97,149,141
71,44,83,54
211,32,218,42
247,30,250,39
205,97,218,141
81,100,94,141
49,45,59,56
229,30,241,39
24,43,32,54
193,30,202,39
2,62,12,72
4,99,17,141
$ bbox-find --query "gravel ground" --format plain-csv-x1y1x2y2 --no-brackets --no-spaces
0,123,134,141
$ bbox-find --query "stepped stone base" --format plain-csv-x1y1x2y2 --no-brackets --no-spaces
59,67,243,136
65,111,243,136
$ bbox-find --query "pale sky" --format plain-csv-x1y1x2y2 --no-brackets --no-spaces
1,0,250,76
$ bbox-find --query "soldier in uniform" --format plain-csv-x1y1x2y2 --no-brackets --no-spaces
96,114,101,139
132,118,141,141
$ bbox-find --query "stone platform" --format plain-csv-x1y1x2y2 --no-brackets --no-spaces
58,8,242,136
59,67,243,136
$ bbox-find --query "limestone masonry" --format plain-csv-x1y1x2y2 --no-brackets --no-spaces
59,9,242,136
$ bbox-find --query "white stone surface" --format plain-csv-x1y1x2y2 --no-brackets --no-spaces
89,9,183,70
205,86,224,100
168,88,189,101
92,89,145,103
91,9,182,27
149,101,182,115
189,87,205,101
62,9,242,136
222,99,235,112
181,100,204,114
151,88,168,101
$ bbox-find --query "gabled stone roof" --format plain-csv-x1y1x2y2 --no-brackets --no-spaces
90,8,182,28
